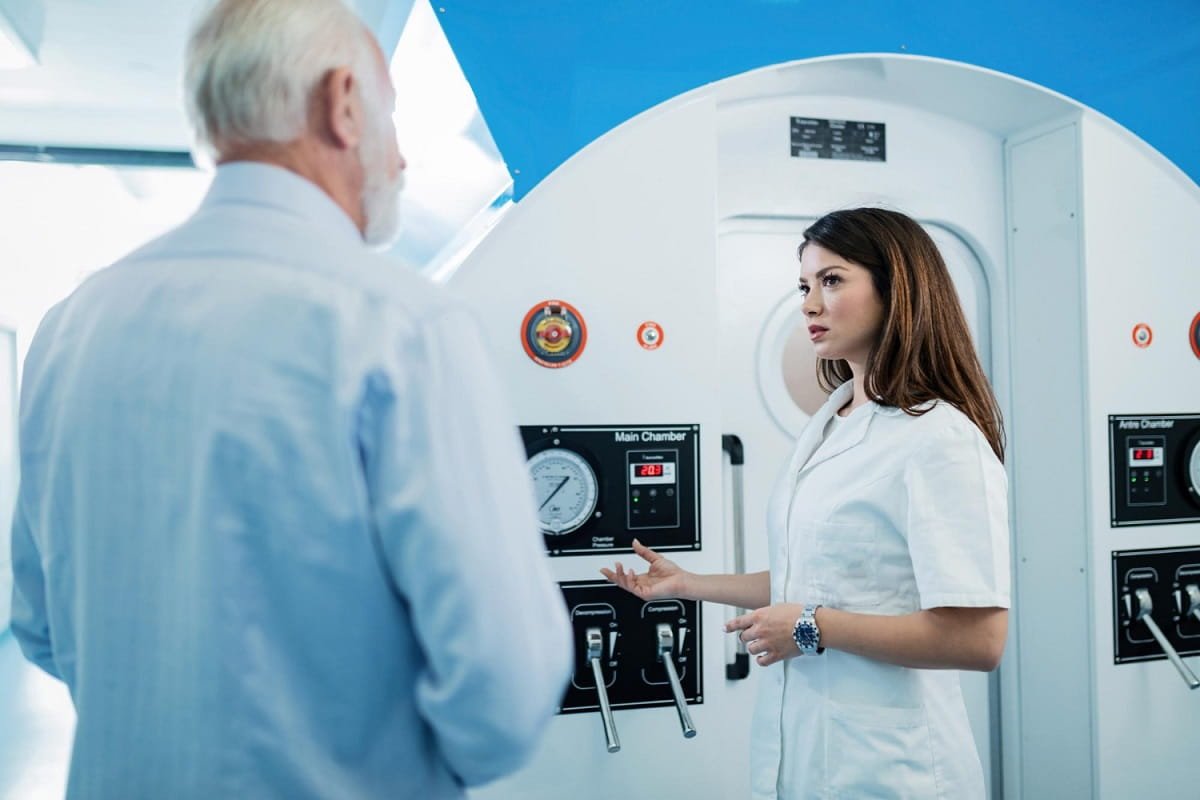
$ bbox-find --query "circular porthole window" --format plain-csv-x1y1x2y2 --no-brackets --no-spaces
757,292,822,436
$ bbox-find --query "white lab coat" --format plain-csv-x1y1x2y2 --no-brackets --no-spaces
751,381,1011,800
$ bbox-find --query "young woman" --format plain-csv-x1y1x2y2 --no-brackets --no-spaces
602,208,1010,799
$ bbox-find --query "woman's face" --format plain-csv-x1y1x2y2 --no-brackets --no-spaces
797,242,886,370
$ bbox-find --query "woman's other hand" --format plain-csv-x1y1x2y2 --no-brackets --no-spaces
600,539,692,600
726,603,803,666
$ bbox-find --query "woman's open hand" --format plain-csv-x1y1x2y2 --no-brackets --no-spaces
600,539,692,601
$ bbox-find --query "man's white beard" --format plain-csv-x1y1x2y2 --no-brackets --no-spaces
359,122,404,249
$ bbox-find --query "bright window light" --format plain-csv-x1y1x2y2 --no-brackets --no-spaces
384,0,512,276
0,12,36,70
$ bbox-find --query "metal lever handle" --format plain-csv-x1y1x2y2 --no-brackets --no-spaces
1183,584,1200,624
586,628,620,753
656,624,697,738
1133,589,1200,690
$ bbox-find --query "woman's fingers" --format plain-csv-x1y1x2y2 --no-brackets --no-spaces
601,542,671,597
631,538,659,565
601,561,645,595
728,617,759,644
730,629,771,665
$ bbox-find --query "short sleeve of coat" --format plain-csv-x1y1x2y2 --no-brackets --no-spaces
902,420,1011,610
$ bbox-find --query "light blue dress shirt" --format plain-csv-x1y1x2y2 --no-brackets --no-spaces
10,163,573,799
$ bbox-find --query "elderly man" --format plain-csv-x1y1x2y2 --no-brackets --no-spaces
9,1,572,797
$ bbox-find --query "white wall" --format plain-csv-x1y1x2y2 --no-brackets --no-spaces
1079,111,1200,798
1004,119,1095,798
1001,106,1200,800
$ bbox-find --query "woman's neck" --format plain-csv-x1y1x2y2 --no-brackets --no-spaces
840,363,871,416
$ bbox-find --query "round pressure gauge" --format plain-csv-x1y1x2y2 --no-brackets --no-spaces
528,447,599,535
1188,436,1200,505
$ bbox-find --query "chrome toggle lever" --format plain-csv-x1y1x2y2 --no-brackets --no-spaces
1132,588,1200,690
656,624,697,738
1181,584,1200,624
586,628,620,753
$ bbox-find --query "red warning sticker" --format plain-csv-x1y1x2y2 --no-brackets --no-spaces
1132,323,1153,349
636,321,664,351
521,300,587,368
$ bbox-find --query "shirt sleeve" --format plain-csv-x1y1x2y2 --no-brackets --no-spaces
356,305,572,788
10,495,62,680
902,421,1011,610
10,302,65,680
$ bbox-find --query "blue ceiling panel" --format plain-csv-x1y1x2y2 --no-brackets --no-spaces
434,1,1200,198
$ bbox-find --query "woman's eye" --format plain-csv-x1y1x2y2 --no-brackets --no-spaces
822,274,841,287
797,284,809,297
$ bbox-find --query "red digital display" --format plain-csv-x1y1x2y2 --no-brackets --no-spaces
636,464,664,477
1131,448,1158,461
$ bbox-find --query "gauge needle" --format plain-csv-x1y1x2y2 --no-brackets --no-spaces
539,477,571,510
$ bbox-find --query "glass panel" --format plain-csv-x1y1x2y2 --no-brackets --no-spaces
385,0,512,277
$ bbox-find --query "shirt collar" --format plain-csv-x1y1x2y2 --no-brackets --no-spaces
201,161,364,249
828,380,908,417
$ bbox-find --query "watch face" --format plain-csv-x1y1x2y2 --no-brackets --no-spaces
793,619,818,652
794,607,823,653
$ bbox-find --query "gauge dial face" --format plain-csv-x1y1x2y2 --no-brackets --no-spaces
1189,438,1200,500
528,447,598,535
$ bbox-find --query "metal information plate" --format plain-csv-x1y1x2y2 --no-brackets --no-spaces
790,116,886,161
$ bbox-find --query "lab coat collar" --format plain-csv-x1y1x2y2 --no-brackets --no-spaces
789,381,894,478
786,382,851,478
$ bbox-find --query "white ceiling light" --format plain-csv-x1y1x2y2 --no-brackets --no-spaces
0,10,37,70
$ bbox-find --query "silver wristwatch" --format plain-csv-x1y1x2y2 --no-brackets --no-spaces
792,604,825,655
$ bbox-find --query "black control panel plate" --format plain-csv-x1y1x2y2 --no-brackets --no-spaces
558,581,702,714
790,117,886,161
1112,546,1200,664
522,424,701,556
1108,414,1200,526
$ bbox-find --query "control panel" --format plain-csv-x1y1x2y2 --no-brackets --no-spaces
1108,414,1200,526
522,425,700,555
1112,546,1200,689
559,581,702,751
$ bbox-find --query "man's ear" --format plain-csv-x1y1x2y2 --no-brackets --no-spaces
320,66,362,150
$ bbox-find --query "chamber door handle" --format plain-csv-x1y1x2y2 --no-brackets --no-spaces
656,624,697,738
722,434,750,681
1132,588,1200,690
586,628,620,753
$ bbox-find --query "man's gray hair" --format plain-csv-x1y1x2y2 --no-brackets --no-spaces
184,0,375,161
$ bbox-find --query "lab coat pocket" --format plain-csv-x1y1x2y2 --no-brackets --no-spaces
826,701,938,799
805,522,883,610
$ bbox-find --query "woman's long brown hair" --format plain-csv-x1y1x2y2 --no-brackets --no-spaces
799,208,1006,462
